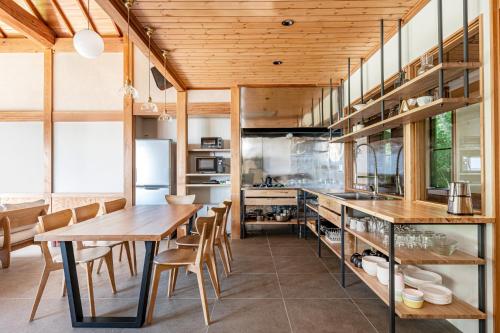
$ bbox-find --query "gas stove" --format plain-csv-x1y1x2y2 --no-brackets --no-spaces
252,183,285,188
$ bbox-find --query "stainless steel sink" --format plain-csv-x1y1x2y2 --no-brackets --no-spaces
326,192,397,201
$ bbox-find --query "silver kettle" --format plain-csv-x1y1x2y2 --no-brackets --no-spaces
447,181,474,215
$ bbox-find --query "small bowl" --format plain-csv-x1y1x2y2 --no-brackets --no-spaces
403,296,424,309
417,96,433,106
431,240,458,256
376,262,389,285
362,256,387,276
402,288,424,301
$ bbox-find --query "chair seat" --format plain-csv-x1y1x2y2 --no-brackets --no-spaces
0,227,36,247
154,248,196,266
175,234,200,247
54,247,110,264
83,240,123,248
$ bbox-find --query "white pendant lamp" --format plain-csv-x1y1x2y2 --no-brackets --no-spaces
73,0,104,59
140,26,158,113
119,0,139,99
158,50,172,122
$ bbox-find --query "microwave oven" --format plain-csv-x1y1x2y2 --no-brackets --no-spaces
201,137,223,149
196,157,224,173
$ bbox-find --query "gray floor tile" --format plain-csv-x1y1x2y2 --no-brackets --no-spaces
220,273,281,299
273,256,329,274
278,273,348,299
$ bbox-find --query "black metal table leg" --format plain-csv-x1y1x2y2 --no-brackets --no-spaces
296,192,301,238
478,224,486,333
388,223,396,333
340,205,345,288
61,240,156,328
317,211,321,257
303,191,308,240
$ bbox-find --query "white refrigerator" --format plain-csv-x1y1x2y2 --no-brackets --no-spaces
135,139,174,205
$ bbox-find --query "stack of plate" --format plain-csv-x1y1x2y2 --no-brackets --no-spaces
402,267,442,288
418,283,453,305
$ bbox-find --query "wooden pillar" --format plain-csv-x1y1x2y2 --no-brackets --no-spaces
230,86,241,239
123,36,134,206
176,90,187,196
43,48,53,203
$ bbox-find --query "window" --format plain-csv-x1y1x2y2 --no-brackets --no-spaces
429,112,452,189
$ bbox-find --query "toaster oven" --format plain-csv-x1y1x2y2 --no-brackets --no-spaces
201,137,223,149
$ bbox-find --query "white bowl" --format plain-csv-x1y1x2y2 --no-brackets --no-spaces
417,96,433,106
353,104,367,112
419,283,453,305
376,262,389,285
402,288,424,301
404,269,442,288
362,256,387,276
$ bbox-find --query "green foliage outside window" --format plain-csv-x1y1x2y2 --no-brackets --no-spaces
430,112,452,188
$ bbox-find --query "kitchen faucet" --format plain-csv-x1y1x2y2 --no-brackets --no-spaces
354,143,379,195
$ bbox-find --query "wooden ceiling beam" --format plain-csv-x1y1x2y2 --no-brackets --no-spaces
94,0,185,91
23,0,45,23
0,0,55,47
0,36,123,52
76,0,98,34
0,26,6,38
50,0,74,36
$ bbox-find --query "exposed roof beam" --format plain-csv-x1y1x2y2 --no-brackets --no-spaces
0,0,55,47
94,0,185,91
0,37,123,52
0,26,6,38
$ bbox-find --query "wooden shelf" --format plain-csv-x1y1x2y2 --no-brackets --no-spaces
186,173,230,177
331,97,481,143
329,62,481,131
344,261,486,320
188,148,231,152
186,184,230,188
345,227,485,265
306,203,318,213
245,218,300,225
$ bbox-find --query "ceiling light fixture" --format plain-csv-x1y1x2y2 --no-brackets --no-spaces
141,26,158,113
73,0,104,58
119,0,139,99
273,60,283,65
281,19,294,27
158,50,172,122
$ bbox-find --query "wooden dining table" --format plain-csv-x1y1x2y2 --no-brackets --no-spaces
34,204,202,328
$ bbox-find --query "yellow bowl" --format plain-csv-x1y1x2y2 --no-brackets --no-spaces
403,296,424,309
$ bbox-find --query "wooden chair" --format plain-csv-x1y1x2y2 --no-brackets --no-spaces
30,209,115,320
0,203,49,268
158,194,196,253
176,206,230,278
146,215,217,326
95,198,135,276
221,200,233,263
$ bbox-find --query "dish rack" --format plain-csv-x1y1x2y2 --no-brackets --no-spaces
325,227,342,243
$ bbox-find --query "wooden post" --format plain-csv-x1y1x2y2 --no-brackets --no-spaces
230,86,241,239
176,91,187,196
43,48,53,199
123,36,134,206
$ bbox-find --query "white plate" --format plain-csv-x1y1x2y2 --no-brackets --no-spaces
419,283,452,305
404,270,442,288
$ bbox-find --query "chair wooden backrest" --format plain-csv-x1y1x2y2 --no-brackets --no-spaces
73,203,100,223
165,195,196,205
0,204,49,233
194,215,215,266
37,209,73,264
104,198,126,214
211,207,226,239
221,200,232,235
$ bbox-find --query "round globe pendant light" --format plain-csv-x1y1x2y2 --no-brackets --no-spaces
73,0,104,59
140,26,158,113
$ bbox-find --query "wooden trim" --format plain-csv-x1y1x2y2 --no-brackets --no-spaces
0,111,43,121
94,0,185,91
50,0,74,36
0,0,55,47
230,86,241,239
176,91,188,195
52,111,123,122
133,102,230,117
43,49,53,194
123,36,134,206
0,37,124,53
490,0,500,331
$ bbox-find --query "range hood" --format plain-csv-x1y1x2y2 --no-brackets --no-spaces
242,127,341,138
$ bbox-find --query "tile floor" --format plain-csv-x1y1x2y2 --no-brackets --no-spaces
0,230,462,333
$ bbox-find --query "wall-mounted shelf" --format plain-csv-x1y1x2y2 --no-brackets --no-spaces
186,173,230,177
186,184,230,188
188,148,231,153
331,97,481,143
329,62,481,132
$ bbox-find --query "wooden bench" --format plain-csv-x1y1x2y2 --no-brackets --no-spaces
0,203,49,268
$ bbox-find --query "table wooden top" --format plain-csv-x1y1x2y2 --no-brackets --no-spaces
35,204,202,242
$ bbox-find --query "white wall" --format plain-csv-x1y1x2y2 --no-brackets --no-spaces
342,1,493,331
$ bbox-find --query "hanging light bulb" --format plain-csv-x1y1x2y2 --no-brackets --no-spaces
73,0,104,59
119,0,139,98
158,49,172,122
140,26,158,113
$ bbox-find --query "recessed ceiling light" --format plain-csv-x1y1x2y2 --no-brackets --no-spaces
281,19,294,27
273,60,283,65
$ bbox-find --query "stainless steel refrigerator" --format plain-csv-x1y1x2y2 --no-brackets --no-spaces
135,139,175,205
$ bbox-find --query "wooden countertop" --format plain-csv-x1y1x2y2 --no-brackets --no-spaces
301,189,494,224
35,204,202,242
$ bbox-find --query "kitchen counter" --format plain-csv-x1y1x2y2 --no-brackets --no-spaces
301,188,494,224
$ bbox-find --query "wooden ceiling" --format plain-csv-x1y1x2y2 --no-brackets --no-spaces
0,0,120,39
131,0,428,88
0,0,430,90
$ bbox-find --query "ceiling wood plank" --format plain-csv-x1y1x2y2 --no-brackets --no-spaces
76,0,98,33
49,0,75,36
0,0,55,47
94,0,185,91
